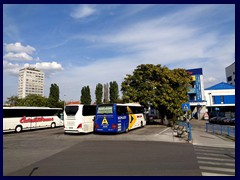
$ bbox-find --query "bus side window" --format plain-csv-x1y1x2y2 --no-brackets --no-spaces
117,106,128,115
60,113,64,120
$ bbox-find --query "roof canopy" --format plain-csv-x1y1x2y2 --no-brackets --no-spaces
205,82,235,90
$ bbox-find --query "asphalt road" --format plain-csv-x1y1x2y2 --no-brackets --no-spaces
4,126,201,176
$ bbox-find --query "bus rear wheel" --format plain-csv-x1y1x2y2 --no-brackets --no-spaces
51,122,56,128
15,125,22,133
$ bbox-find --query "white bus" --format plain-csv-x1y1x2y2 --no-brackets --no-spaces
3,106,64,133
64,104,96,134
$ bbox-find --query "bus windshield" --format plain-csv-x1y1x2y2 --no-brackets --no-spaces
97,105,113,114
65,106,79,116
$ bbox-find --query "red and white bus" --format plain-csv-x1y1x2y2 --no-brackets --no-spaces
3,106,64,133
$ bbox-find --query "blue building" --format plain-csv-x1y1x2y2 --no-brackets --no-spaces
186,68,207,119
186,68,206,104
204,82,235,116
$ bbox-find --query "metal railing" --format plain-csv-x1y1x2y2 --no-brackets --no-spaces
173,121,192,142
206,123,235,138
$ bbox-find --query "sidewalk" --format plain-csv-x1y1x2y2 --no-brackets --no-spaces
190,119,235,148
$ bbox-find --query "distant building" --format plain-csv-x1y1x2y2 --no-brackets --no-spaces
186,68,207,119
186,68,206,105
204,82,235,114
18,67,44,99
225,62,235,85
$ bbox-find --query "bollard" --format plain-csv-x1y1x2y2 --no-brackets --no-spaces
187,122,192,142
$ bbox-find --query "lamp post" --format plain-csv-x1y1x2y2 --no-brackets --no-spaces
63,94,66,109
208,93,212,114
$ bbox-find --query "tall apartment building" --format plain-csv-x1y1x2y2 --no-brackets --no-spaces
18,67,44,99
225,62,235,86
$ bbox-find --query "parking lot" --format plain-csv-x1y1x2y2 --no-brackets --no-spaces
4,125,200,176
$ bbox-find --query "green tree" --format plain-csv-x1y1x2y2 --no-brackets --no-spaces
81,86,91,104
5,96,21,106
18,94,48,107
109,81,119,103
95,83,103,104
49,84,59,100
48,83,60,107
121,64,192,118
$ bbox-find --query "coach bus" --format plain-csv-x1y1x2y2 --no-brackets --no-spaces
94,103,146,133
3,106,63,133
64,104,96,134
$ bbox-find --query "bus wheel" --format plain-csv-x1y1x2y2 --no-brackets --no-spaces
51,122,56,128
141,121,144,127
125,128,129,133
15,125,22,133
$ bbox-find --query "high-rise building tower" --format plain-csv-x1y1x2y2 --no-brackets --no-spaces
18,67,44,99
225,62,235,86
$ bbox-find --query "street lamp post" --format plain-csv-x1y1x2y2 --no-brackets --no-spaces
63,94,66,109
208,93,212,114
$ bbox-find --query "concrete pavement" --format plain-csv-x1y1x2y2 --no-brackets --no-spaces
153,119,235,148
190,119,235,148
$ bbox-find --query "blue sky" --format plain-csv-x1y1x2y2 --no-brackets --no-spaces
3,4,235,103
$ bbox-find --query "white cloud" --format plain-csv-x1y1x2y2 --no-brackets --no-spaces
3,61,64,78
34,61,64,77
3,60,21,75
3,42,37,61
70,5,96,19
5,42,36,54
4,52,33,61
57,5,234,101
3,5,234,103
35,61,63,71
47,56,143,101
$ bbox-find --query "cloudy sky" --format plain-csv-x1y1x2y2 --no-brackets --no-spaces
3,4,235,103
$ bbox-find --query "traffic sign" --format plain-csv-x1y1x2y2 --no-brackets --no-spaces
182,103,190,111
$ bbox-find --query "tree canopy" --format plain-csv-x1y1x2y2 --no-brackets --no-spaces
109,81,119,103
121,64,192,118
80,86,92,104
95,83,103,104
48,83,60,107
5,83,63,108
49,83,60,101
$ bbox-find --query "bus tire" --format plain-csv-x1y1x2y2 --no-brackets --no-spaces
15,125,22,133
51,122,56,128
125,128,129,133
141,121,144,127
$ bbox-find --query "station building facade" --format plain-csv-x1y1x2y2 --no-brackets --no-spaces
186,67,235,119
204,82,235,117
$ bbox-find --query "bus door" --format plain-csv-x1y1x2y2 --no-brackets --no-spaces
117,115,129,132
29,109,37,129
116,105,129,132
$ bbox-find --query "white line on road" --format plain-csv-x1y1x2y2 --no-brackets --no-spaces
198,160,235,167
199,166,235,173
202,172,234,176
197,156,235,162
157,127,171,135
